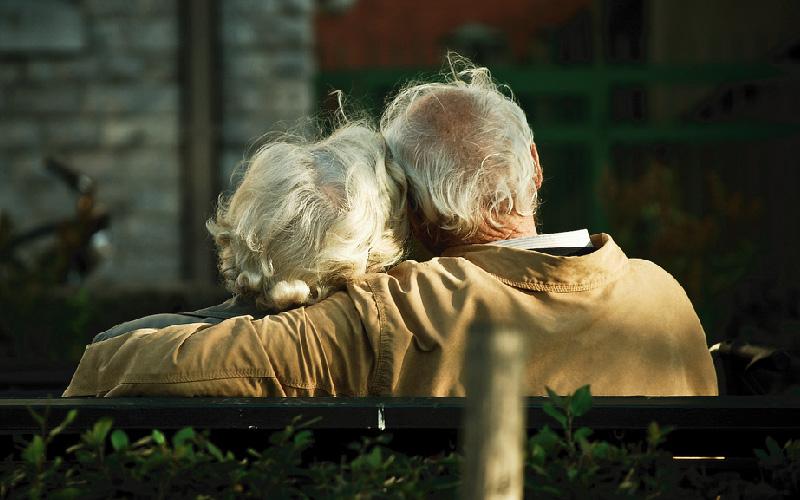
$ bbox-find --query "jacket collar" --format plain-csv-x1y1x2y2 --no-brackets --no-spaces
441,233,629,292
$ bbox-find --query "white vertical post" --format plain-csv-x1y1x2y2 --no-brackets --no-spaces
462,326,527,500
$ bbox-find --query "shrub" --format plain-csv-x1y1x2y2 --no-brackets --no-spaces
2,387,798,499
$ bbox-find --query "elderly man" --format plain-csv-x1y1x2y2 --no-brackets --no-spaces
64,60,717,397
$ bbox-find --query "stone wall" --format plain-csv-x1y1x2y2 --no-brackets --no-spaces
219,0,314,187
0,0,181,286
0,0,314,288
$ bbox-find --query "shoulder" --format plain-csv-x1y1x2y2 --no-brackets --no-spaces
262,289,364,333
346,257,482,330
623,258,700,317
372,256,482,289
348,256,503,314
627,258,687,290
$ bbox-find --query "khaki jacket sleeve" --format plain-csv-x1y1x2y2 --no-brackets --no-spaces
63,292,376,397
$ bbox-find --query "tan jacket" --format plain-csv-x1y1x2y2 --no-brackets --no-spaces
64,234,718,397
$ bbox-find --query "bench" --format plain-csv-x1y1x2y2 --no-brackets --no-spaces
1,396,798,460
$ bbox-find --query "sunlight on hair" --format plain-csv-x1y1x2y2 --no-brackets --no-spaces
207,110,409,311
381,52,539,243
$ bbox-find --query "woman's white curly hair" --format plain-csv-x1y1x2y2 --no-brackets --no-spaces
207,121,408,311
380,53,538,244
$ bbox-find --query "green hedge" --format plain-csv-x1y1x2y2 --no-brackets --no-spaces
2,388,798,499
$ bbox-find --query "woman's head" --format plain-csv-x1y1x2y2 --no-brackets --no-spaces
207,122,408,311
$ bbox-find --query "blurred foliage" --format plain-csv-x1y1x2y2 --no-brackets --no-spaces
603,161,762,335
0,210,96,368
723,279,800,354
0,285,92,368
0,210,225,373
3,387,800,499
604,163,800,395
0,156,108,369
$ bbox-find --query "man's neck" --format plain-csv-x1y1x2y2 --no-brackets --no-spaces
467,214,538,245
419,215,538,254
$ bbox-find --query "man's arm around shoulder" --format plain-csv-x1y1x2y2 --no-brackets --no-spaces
63,291,376,398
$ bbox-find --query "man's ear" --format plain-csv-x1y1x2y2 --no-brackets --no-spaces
531,142,543,190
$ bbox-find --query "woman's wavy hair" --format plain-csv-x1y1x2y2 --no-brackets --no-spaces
207,119,408,311
380,53,538,244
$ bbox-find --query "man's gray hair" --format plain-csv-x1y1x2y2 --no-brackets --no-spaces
380,55,538,243
207,122,408,311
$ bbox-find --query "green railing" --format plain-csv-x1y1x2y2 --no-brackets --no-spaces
317,63,798,231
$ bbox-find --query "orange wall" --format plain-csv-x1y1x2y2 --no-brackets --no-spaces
316,0,592,69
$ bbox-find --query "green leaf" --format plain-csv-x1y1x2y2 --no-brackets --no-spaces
151,429,166,445
132,435,153,447
593,441,610,459
574,426,593,444
28,408,46,428
567,467,578,481
74,449,94,464
293,430,314,449
646,422,673,448
569,385,592,417
530,425,561,453
765,436,782,457
542,402,567,429
49,409,79,439
110,429,129,451
22,435,45,465
366,447,383,468
64,409,78,425
757,436,786,468
206,441,225,461
86,418,113,447
172,427,195,448
530,443,546,463
545,386,565,408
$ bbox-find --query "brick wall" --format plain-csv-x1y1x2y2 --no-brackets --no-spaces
315,0,591,70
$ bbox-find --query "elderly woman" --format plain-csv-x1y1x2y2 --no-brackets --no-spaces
92,121,408,342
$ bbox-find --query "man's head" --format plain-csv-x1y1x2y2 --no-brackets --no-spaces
381,56,542,251
207,122,408,311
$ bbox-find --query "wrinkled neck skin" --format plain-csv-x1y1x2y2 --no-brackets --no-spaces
411,143,544,255
412,210,538,255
